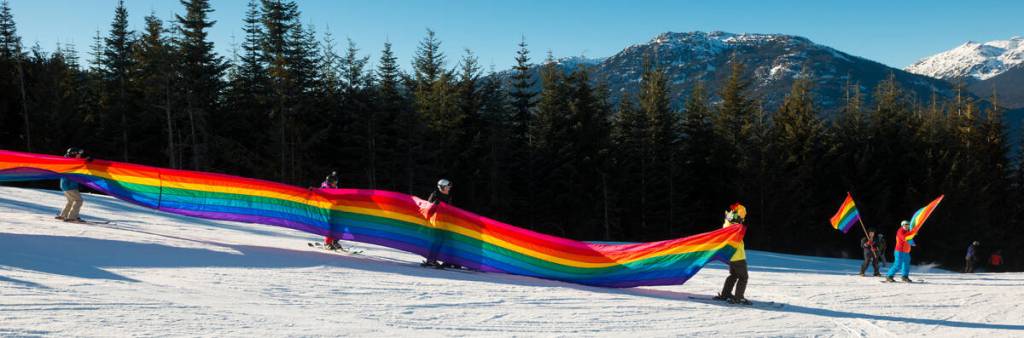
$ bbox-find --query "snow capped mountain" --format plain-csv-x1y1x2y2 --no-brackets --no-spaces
534,31,956,114
906,37,1024,82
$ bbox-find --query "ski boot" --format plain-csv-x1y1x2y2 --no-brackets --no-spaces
873,272,881,277
884,276,895,283
712,293,732,301
421,260,444,269
728,297,753,306
54,215,65,220
64,218,85,223
901,276,913,283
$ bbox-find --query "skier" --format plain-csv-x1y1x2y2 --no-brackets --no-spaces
422,179,453,268
964,241,980,273
988,250,1003,272
859,228,881,276
884,220,915,282
713,203,751,305
319,172,345,251
876,233,888,267
55,147,91,223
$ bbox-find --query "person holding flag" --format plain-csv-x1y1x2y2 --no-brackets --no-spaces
885,220,915,282
884,195,944,283
713,203,751,305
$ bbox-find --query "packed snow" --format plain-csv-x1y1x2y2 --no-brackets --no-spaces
906,37,1024,81
1,186,1023,336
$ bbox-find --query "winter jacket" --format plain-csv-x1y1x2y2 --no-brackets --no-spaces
861,236,880,254
428,189,451,205
989,254,1003,266
966,245,977,260
722,220,747,262
893,226,912,253
59,177,79,191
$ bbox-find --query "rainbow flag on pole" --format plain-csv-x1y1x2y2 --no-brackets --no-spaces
830,192,860,234
905,195,944,245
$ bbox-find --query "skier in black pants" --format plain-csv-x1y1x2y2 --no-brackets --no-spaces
422,179,453,268
713,203,751,305
859,228,881,276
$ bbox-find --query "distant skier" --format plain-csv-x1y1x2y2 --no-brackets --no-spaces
859,228,881,276
964,241,980,273
884,220,915,282
319,171,345,251
713,203,751,305
876,233,888,267
55,147,91,223
422,179,453,268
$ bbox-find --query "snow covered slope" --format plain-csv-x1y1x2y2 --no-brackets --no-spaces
906,37,1024,82
2,186,1022,336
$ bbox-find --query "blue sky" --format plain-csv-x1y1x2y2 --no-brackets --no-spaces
9,0,1023,71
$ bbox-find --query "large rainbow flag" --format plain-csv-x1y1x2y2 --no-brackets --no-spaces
0,149,745,288
829,192,860,234
904,195,944,246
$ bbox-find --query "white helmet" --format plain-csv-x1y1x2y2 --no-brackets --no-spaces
437,178,451,190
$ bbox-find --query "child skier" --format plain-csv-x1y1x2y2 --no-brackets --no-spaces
55,147,91,223
422,179,453,268
713,203,751,305
884,220,915,282
859,228,881,276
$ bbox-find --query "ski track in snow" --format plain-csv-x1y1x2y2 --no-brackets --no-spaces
1,186,1023,337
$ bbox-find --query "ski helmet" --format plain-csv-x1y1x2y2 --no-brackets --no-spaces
973,241,980,246
64,147,83,158
729,203,747,219
900,220,910,228
437,178,451,190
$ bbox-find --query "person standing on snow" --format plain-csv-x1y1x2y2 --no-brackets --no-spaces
876,233,888,267
714,203,751,305
318,172,345,251
884,220,915,282
422,179,453,268
964,241,980,273
859,228,881,276
55,147,91,223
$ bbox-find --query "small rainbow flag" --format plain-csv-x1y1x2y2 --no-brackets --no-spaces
830,192,860,234
905,195,944,245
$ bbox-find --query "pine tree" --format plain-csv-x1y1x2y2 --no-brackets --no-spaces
176,0,226,170
260,0,298,180
637,57,678,236
678,82,716,233
102,0,137,161
135,13,178,167
0,0,19,59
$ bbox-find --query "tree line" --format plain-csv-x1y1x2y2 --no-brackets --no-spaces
0,0,1019,271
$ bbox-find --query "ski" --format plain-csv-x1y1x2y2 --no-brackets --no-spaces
687,296,784,309
54,216,110,224
880,279,924,283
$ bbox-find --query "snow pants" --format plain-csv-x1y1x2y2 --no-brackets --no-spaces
860,250,879,275
721,260,748,298
60,189,83,220
886,251,911,278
